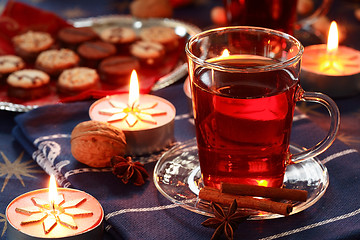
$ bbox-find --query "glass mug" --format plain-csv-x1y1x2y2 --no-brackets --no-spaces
185,26,339,189
223,0,332,35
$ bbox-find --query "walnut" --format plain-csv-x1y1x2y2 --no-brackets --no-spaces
71,120,126,168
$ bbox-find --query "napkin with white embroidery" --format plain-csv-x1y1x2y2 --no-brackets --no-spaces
12,83,360,240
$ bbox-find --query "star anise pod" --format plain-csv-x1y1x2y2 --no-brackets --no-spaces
202,199,249,240
111,156,149,186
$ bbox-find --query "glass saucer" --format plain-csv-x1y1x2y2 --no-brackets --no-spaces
153,138,329,220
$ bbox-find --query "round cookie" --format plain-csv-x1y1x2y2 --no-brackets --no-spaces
98,56,140,86
77,41,117,68
7,69,51,100
139,26,179,51
99,26,137,53
0,55,25,84
57,67,100,95
12,31,54,62
58,27,98,50
130,40,165,66
71,120,127,168
35,48,80,76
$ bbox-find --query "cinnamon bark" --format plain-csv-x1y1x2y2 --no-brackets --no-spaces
199,186,293,216
221,183,308,202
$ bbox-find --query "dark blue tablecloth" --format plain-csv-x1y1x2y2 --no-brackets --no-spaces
7,83,360,240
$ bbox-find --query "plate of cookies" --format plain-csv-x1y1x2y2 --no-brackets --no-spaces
0,14,201,112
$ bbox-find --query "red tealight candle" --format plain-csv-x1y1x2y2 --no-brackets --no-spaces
301,21,360,97
6,175,104,240
89,70,176,155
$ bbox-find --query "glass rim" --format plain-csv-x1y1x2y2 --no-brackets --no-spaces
185,26,304,73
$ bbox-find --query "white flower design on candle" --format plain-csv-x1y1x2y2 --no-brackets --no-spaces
14,175,93,234
98,70,167,127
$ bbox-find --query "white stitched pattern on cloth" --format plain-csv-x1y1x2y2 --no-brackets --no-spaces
32,149,71,187
258,207,360,240
174,113,191,120
293,114,308,122
105,199,194,220
33,134,71,145
64,168,112,179
321,149,358,164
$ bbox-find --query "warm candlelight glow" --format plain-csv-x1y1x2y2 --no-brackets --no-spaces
221,49,230,57
327,21,338,55
13,177,95,235
320,20,343,73
301,20,360,97
48,175,58,210
97,70,169,128
128,70,139,107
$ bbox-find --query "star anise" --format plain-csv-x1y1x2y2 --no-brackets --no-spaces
202,200,249,240
111,156,149,186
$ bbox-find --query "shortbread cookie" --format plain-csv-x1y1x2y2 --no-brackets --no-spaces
130,40,165,66
57,67,100,95
98,56,140,86
0,55,25,84
35,48,80,76
7,69,50,100
100,26,137,53
71,120,127,168
12,31,54,62
139,26,179,51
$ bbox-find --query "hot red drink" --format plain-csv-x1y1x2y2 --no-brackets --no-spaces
186,27,339,192
192,56,300,188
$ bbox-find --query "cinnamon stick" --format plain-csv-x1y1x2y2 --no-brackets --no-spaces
199,187,293,216
221,183,308,202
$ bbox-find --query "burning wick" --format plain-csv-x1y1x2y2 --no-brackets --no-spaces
321,21,343,73
48,175,58,212
128,70,139,109
98,69,167,128
326,21,338,57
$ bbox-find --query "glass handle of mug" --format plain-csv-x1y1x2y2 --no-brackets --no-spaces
291,91,340,164
297,0,333,28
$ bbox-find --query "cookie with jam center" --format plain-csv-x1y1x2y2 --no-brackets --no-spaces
57,67,100,96
100,26,137,53
35,48,80,76
0,55,25,84
139,26,179,52
7,69,51,100
130,40,165,66
12,31,54,62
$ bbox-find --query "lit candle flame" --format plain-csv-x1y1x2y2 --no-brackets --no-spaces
48,175,58,210
128,70,139,108
327,21,338,55
221,49,230,57
321,21,343,73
